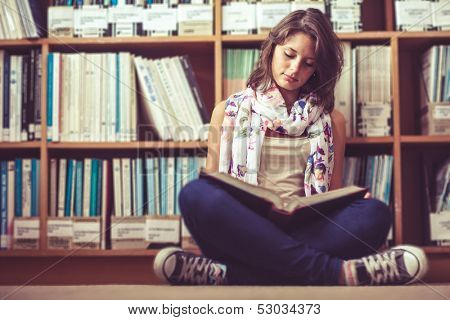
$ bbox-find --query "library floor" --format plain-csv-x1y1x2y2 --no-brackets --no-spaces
1,284,450,300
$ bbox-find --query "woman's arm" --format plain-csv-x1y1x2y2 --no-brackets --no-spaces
329,109,346,190
205,101,226,173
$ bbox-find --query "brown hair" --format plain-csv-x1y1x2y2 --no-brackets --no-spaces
247,9,343,113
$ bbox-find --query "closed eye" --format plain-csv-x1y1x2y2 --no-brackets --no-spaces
284,52,296,58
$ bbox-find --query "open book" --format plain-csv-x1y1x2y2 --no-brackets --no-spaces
200,170,368,226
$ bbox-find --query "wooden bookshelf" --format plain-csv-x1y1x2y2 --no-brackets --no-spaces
0,0,449,285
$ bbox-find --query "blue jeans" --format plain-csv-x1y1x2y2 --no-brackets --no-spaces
179,178,392,285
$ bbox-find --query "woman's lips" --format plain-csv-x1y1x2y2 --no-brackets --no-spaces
282,73,297,82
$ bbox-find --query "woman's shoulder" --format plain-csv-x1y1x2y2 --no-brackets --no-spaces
330,109,346,127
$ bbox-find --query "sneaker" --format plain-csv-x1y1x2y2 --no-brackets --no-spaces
153,247,227,285
344,245,428,285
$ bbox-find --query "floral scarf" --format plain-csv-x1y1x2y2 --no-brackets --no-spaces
218,86,334,196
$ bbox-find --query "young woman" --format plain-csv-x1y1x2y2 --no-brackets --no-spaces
154,9,428,286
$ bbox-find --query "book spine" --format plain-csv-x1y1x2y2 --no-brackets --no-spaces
47,53,53,141
160,157,167,216
179,55,209,123
154,157,160,215
101,159,111,249
6,161,14,248
64,159,74,217
145,157,155,215
14,158,22,217
22,158,32,217
136,157,144,216
121,158,131,216
57,158,67,217
49,158,58,217
96,159,103,217
34,51,42,140
2,52,10,141
21,54,29,141
0,161,7,249
74,160,83,217
90,159,99,217
167,156,175,215
112,158,122,216
28,50,35,141
82,158,91,217
30,158,37,217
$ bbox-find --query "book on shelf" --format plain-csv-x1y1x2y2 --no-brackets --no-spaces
135,55,208,142
48,2,214,38
333,44,392,137
0,0,44,40
395,0,449,31
342,155,393,206
424,156,450,246
199,170,368,227
223,48,260,99
0,48,42,142
329,0,363,33
222,2,257,35
0,158,40,249
419,45,450,135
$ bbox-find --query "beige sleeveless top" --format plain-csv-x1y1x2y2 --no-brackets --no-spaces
257,135,311,199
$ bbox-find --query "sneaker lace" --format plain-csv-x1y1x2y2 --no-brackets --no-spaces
178,255,219,285
361,251,401,285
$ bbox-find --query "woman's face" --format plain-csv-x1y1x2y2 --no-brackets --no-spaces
271,32,317,93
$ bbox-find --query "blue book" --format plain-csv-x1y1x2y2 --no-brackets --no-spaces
14,159,22,217
90,159,99,216
174,157,182,215
74,160,83,217
47,53,53,141
31,159,37,217
0,161,7,249
160,157,167,216
384,156,393,205
36,160,40,216
64,159,74,217
145,157,155,215
96,160,103,217
136,158,144,216
3,52,10,138
188,157,198,182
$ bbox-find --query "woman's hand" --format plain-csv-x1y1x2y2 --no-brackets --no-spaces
364,192,372,199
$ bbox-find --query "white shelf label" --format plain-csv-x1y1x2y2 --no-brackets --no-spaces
111,220,145,240
222,3,256,31
330,8,359,24
431,2,450,28
142,6,177,32
48,219,73,237
256,3,291,30
14,218,40,239
395,1,432,26
48,7,74,30
73,219,101,244
145,218,180,243
177,5,213,23
108,5,142,23
291,2,326,13
74,6,108,30
433,105,450,119
430,211,450,241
